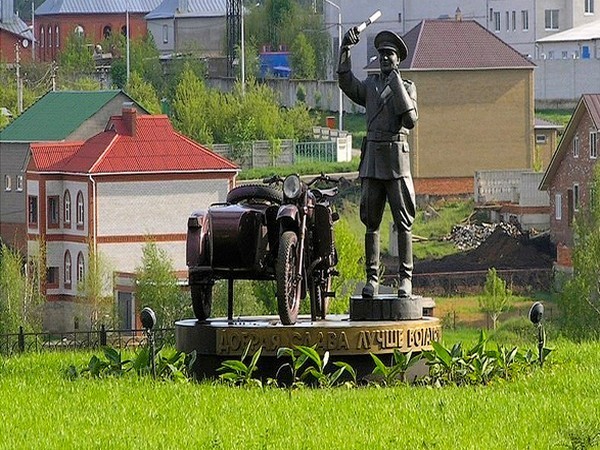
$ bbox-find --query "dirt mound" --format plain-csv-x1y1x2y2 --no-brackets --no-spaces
411,228,556,274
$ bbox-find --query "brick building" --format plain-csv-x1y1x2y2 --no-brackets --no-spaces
34,0,161,62
0,0,34,63
539,94,600,271
26,106,238,332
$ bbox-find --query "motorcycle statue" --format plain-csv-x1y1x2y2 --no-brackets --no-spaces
186,173,340,325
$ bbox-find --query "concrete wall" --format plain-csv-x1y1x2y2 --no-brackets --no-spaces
43,301,94,333
535,58,600,103
0,142,28,247
475,170,548,206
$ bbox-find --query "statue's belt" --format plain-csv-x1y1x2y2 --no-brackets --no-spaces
366,131,407,142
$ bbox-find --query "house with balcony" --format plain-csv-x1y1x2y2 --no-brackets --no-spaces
26,105,238,332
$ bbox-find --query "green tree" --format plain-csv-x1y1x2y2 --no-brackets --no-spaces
76,242,114,329
479,267,513,330
329,218,363,314
290,32,316,79
58,32,95,74
0,242,44,334
135,241,186,328
126,71,161,114
559,165,600,339
111,59,127,89
172,64,214,145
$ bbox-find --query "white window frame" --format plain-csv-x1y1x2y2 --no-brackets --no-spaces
521,10,529,31
555,193,562,220
64,251,72,286
573,135,580,158
493,12,501,32
16,175,23,191
76,191,85,226
545,9,559,30
162,24,168,43
536,134,547,144
585,0,594,14
64,189,71,225
591,131,598,158
4,174,11,191
77,252,85,283
573,183,580,212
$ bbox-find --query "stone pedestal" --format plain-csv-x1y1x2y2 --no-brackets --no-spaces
349,295,433,321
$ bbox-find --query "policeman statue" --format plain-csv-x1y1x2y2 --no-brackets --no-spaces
338,27,418,299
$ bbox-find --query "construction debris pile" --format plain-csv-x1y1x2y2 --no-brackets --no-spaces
444,222,522,251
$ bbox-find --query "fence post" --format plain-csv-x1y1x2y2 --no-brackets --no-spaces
18,326,25,352
100,324,107,346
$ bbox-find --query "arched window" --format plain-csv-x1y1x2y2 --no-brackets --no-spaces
40,27,44,48
47,25,52,48
64,190,71,226
77,252,85,283
74,25,84,37
103,25,112,39
121,25,127,36
64,251,72,287
76,191,85,228
55,25,60,47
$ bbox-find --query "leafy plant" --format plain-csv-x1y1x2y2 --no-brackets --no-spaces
81,347,131,378
479,268,513,330
370,349,422,385
217,342,263,387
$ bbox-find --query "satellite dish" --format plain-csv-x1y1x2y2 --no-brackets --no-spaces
140,307,157,330
528,302,544,325
22,39,29,48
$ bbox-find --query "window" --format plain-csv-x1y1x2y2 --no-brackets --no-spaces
573,135,580,158
121,25,127,36
591,131,598,158
47,196,59,228
562,51,568,59
548,51,555,60
47,26,52,48
536,134,547,144
47,267,59,288
55,25,59,47
545,9,559,30
574,184,580,211
555,193,562,220
521,10,529,31
506,11,510,31
64,251,72,287
74,25,84,37
28,196,38,227
162,24,168,43
103,25,112,39
585,0,594,14
40,27,44,47
77,252,85,283
76,191,84,228
4,175,11,191
16,175,23,191
494,11,501,31
64,190,71,226
582,46,591,59
398,13,402,22
512,11,516,31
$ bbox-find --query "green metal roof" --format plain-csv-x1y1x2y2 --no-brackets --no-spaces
0,90,123,142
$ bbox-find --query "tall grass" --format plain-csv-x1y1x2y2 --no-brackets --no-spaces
1,337,599,449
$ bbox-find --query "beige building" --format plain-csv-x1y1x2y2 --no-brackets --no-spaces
366,19,536,183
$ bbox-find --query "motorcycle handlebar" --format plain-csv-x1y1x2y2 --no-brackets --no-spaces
308,173,341,186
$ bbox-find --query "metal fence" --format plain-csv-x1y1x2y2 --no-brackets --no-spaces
0,326,175,356
295,141,336,162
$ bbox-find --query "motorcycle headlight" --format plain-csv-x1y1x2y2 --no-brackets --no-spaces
283,175,302,199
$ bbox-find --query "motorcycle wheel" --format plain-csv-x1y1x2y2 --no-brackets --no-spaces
277,231,301,325
310,271,332,320
226,185,283,205
191,282,213,321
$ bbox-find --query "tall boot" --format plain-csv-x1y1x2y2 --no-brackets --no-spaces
362,231,380,298
398,229,413,297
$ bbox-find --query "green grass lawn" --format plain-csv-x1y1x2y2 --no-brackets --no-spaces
1,331,598,449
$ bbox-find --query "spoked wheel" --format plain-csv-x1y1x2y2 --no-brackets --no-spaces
277,231,301,325
310,270,332,320
191,282,213,321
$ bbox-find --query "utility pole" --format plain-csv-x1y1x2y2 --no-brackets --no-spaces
31,0,35,60
15,43,23,113
51,61,57,91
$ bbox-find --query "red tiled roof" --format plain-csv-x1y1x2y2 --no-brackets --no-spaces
29,141,84,171
31,114,238,174
367,19,535,71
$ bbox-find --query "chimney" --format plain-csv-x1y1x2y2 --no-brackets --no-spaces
122,102,137,137
455,7,463,21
